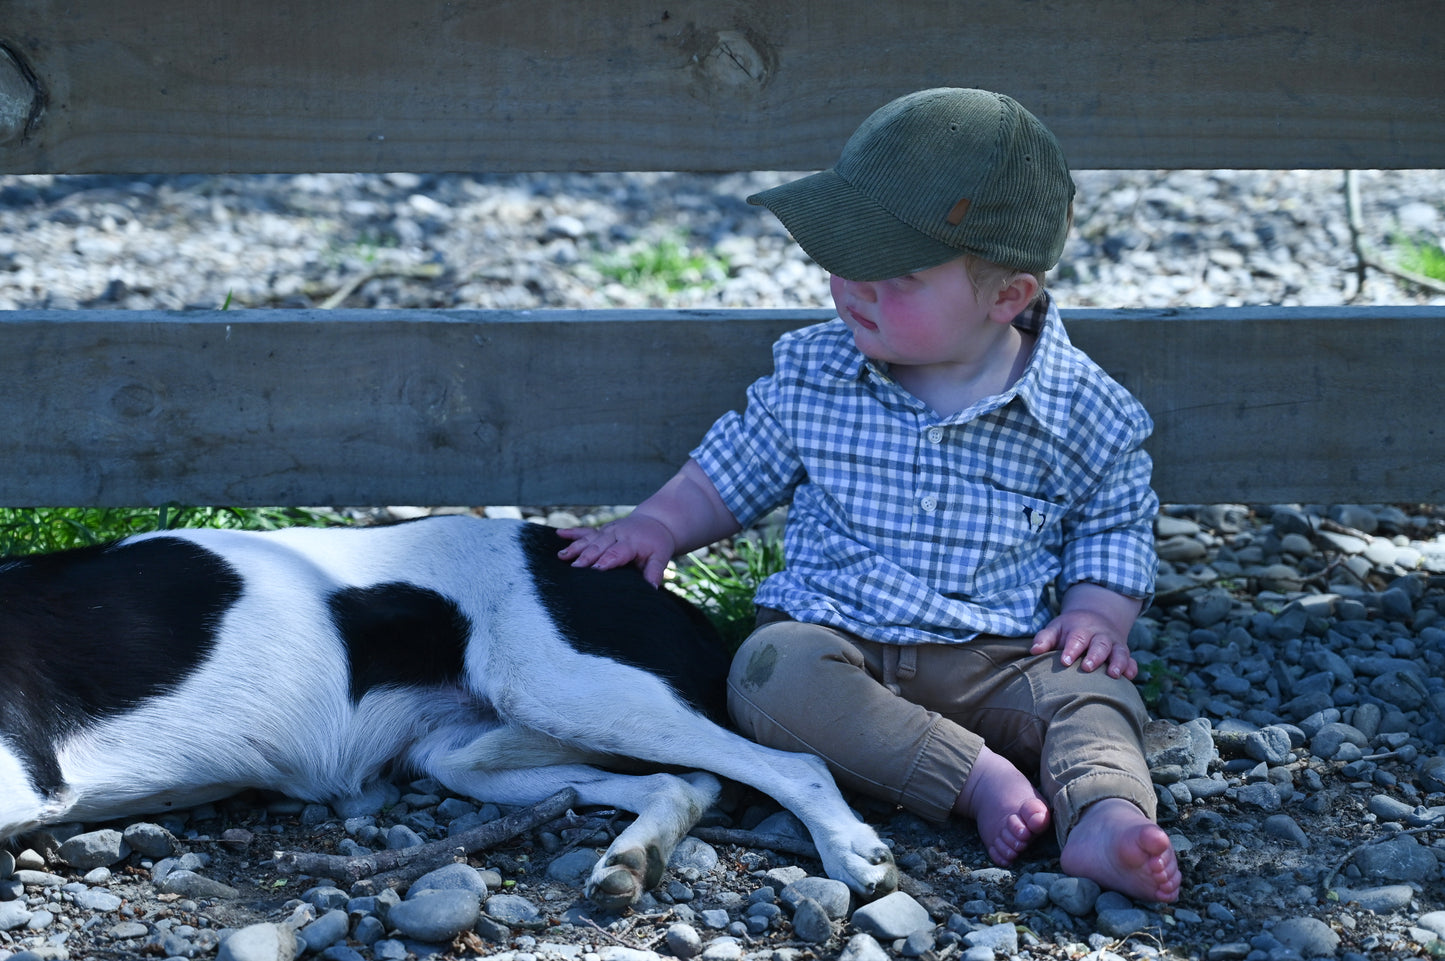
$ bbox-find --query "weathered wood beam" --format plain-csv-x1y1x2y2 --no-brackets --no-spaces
0,0,1440,173
1,307,1441,508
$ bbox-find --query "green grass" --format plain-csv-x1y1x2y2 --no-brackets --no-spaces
1398,234,1445,282
329,229,399,266
0,506,346,556
594,234,730,295
1135,660,1184,710
670,534,785,651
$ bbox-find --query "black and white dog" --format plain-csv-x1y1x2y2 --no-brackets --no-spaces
0,515,896,907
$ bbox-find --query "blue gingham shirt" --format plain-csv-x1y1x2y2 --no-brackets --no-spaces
691,293,1158,645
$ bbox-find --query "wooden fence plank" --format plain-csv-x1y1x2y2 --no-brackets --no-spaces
2,308,1442,508
0,310,803,508
1,0,1440,174
1066,308,1445,507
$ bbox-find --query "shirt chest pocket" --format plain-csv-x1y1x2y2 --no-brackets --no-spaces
987,490,1055,540
970,489,1061,596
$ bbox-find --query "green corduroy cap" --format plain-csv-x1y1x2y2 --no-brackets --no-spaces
748,88,1076,281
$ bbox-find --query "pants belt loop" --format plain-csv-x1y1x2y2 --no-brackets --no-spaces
896,644,918,683
880,644,918,694
881,645,903,695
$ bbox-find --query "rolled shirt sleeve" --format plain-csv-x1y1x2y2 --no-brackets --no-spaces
1059,432,1159,604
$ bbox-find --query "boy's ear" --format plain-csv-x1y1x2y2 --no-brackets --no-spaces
987,273,1040,324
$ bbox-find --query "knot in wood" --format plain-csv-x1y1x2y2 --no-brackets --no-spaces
110,382,162,419
695,29,771,90
0,44,42,146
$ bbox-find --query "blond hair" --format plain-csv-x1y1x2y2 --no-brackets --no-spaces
964,200,1072,305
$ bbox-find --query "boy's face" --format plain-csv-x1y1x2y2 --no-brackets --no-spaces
829,258,997,368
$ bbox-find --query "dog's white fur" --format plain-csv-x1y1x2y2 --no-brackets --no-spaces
0,516,896,906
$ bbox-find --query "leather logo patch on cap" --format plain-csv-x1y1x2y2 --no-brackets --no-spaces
946,197,971,226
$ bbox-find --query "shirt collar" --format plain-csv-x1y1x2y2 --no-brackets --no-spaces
823,290,1079,439
1004,291,1079,441
819,333,869,381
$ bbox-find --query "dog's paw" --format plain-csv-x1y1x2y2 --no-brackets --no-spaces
822,834,899,901
851,843,900,900
585,863,644,911
584,845,662,911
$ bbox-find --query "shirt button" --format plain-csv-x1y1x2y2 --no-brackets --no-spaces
920,495,938,512
926,427,944,444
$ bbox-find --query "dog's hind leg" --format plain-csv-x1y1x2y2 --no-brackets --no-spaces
484,660,899,900
666,734,899,900
419,743,720,910
575,769,721,910
0,742,48,840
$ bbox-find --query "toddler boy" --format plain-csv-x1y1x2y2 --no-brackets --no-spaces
559,88,1180,902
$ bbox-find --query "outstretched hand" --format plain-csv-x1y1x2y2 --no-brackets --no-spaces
556,514,678,588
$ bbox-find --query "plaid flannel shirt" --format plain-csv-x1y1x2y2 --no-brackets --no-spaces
691,292,1158,645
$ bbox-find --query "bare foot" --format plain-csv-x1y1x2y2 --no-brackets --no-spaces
1059,797,1181,902
952,745,1051,866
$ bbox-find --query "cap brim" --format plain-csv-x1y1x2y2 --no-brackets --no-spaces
747,169,963,282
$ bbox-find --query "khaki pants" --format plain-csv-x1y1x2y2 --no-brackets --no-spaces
726,611,1156,845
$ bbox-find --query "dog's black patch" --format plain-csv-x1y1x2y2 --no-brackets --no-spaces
0,536,243,795
329,583,470,702
519,525,732,723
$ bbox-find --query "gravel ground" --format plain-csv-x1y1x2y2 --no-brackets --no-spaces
0,169,1441,313
2,170,1445,961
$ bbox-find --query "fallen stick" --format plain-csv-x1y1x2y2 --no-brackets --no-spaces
688,825,820,860
272,788,578,887
1320,821,1445,895
351,850,470,896
314,263,446,309
1365,256,1445,295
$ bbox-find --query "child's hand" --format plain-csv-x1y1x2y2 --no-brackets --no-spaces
556,459,741,590
1031,609,1139,680
556,514,677,588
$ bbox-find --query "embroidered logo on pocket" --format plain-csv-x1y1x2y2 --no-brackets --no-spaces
1021,505,1047,533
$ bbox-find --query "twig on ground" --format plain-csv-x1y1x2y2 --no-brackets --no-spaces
688,825,820,860
1318,517,1374,541
1342,170,1445,297
538,813,612,835
272,788,577,889
316,263,444,309
1344,171,1369,301
547,812,624,863
1363,256,1445,295
1320,821,1445,894
1294,555,1347,590
583,917,641,948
